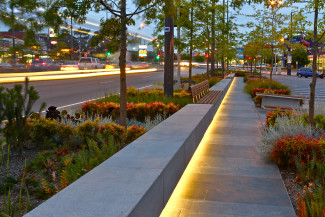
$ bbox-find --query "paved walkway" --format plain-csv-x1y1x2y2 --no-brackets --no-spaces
160,78,296,217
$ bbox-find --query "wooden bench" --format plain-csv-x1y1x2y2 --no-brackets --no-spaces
256,93,306,109
189,80,223,104
190,80,210,103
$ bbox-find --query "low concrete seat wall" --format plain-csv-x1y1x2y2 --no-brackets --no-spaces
24,77,234,217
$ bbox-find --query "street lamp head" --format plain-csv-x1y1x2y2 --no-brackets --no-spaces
278,0,283,5
280,38,284,42
270,0,276,6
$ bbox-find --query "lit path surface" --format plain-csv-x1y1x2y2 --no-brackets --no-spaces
160,78,295,217
0,68,158,83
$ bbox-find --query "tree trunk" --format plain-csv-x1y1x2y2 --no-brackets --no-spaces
269,44,274,92
221,0,225,77
269,13,275,92
11,4,16,66
70,16,74,60
309,0,318,126
216,52,219,77
207,49,209,78
211,0,215,77
119,0,127,130
189,2,193,87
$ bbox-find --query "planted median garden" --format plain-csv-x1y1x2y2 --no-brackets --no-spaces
0,75,221,216
244,77,324,216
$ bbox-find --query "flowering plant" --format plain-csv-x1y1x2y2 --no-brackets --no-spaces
271,134,324,168
251,88,290,98
125,125,146,144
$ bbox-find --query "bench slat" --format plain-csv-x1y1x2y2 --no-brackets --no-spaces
197,91,223,104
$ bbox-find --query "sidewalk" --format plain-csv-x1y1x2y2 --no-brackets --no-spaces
160,77,296,217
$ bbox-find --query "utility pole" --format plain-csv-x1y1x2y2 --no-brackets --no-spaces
164,0,174,97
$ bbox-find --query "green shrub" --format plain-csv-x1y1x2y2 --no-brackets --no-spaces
82,101,180,122
244,79,289,96
265,109,294,127
100,87,191,108
208,77,221,87
30,117,58,147
194,55,205,62
0,176,18,195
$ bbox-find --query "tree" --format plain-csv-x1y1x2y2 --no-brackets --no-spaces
292,46,310,67
308,0,325,126
0,0,44,65
60,0,159,130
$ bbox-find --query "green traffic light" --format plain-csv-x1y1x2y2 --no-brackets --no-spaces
156,55,160,60
107,52,111,56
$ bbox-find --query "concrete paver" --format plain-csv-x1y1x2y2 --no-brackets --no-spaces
160,77,296,217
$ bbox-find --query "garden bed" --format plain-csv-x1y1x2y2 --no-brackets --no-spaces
0,75,222,216
260,108,325,216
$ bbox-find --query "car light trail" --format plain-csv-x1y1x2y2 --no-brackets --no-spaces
0,68,158,83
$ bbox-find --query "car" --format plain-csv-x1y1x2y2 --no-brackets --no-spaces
297,67,324,79
60,61,79,71
29,58,61,71
78,57,105,70
175,60,200,67
0,63,12,68
129,62,149,69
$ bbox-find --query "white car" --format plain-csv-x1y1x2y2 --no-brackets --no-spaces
78,57,105,70
175,61,200,67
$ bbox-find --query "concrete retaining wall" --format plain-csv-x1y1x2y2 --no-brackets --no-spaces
24,76,234,217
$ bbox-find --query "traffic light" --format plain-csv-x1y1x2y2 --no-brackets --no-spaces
107,51,111,56
248,56,251,60
205,54,209,59
156,53,161,60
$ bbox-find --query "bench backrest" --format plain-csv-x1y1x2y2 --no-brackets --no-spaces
190,80,209,98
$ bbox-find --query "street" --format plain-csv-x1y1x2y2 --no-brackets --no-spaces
271,74,325,100
1,66,324,113
0,69,164,111
0,66,206,112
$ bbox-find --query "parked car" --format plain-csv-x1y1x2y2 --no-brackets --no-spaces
0,63,12,68
29,58,61,71
78,57,105,70
297,67,324,79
